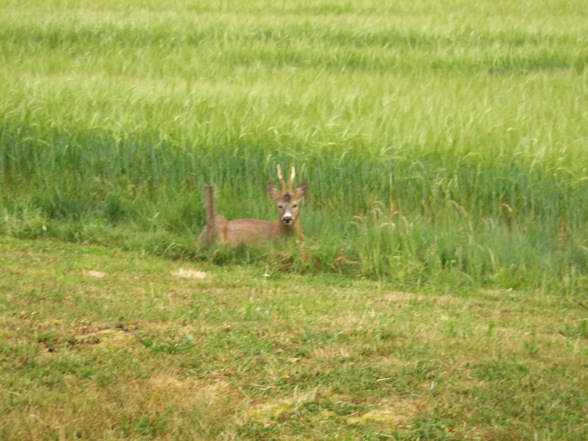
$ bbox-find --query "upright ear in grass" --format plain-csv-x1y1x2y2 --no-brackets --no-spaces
266,182,280,200
295,180,307,199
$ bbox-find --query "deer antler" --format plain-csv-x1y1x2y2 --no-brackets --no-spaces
277,165,297,193
276,164,286,193
289,166,296,193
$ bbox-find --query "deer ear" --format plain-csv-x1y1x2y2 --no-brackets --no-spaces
295,180,307,198
266,181,280,200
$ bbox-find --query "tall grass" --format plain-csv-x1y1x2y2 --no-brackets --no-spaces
1,0,587,290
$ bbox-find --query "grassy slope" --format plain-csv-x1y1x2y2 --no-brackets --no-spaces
1,236,587,440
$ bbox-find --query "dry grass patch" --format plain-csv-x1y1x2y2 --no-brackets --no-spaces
67,327,137,348
347,398,428,429
309,344,355,363
373,290,421,305
242,388,319,424
83,269,108,278
171,268,209,280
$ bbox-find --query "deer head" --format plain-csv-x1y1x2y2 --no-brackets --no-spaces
266,165,307,227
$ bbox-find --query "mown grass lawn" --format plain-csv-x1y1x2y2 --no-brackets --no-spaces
1,236,586,440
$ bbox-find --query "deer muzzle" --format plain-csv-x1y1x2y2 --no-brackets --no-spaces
282,211,293,224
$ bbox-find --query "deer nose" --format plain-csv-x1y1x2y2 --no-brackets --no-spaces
282,215,293,224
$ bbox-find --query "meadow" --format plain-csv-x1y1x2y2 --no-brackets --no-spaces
0,1,587,437
1,237,587,440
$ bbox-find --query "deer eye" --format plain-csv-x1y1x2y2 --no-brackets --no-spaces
278,205,283,209
293,204,298,208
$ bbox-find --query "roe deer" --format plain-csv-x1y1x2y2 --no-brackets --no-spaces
198,165,307,245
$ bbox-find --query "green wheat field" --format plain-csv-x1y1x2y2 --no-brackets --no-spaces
1,0,587,439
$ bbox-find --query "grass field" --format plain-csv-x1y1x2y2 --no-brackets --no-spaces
1,237,587,440
0,1,587,438
1,0,587,288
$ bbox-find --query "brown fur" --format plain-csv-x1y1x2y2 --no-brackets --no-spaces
198,172,307,245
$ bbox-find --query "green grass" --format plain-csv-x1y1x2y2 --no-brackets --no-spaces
1,236,587,440
1,0,587,290
2,4,586,437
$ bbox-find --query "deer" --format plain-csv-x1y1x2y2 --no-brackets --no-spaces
198,165,307,245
